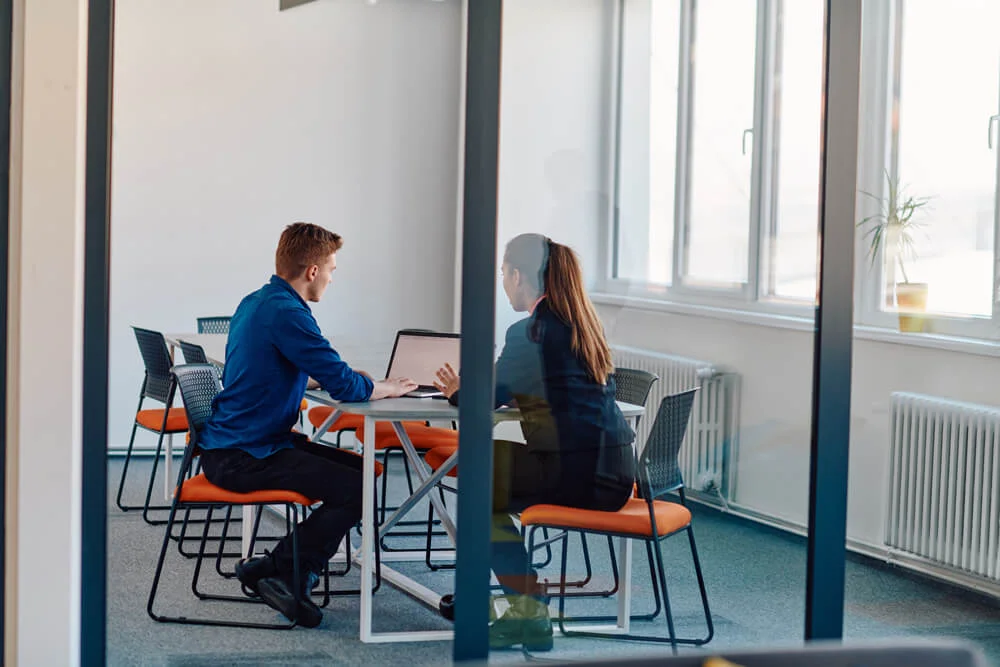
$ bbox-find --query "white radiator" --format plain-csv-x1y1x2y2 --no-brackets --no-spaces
887,392,1000,581
611,345,738,497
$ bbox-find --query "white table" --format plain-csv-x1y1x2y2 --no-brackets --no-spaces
163,332,645,643
305,392,644,643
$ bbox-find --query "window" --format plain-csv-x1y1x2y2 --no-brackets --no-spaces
614,0,679,286
684,0,757,288
610,0,1000,341
612,0,825,304
886,0,1000,321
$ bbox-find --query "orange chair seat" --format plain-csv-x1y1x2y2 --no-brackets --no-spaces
136,407,188,433
307,406,365,433
521,497,692,538
423,445,459,477
300,399,309,411
357,422,459,451
178,473,316,506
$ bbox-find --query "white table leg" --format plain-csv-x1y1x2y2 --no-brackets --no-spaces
388,422,457,541
242,505,256,557
360,415,377,642
616,537,633,631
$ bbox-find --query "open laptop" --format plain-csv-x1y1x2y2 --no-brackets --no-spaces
385,330,461,398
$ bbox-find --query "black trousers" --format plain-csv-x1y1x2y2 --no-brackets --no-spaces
491,441,634,597
200,439,363,577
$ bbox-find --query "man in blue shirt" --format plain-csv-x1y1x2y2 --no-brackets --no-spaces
198,222,416,627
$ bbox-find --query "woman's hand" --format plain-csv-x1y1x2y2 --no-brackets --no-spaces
434,363,460,398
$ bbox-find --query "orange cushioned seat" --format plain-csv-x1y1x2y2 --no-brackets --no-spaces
178,473,316,506
300,399,309,411
521,497,692,538
423,445,459,477
307,406,365,432
356,422,459,451
136,407,188,433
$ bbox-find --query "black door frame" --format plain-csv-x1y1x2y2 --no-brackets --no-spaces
0,0,14,659
82,0,114,665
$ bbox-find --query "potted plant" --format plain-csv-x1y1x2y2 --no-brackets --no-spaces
858,170,932,332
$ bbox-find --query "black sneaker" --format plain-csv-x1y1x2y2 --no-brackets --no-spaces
257,572,323,628
235,555,277,595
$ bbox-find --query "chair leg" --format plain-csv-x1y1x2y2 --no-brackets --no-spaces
149,502,296,629
651,537,679,652
686,526,714,644
115,421,142,512
550,535,680,642
424,487,456,571
141,428,174,526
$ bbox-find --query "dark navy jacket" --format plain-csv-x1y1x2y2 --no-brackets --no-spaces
451,299,635,497
199,275,373,458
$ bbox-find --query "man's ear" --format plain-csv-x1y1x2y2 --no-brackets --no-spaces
304,264,320,282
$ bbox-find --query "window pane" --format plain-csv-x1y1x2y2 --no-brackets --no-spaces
684,0,757,287
615,0,680,286
892,0,1000,319
769,0,824,301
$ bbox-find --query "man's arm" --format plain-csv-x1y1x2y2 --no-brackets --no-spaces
272,308,374,401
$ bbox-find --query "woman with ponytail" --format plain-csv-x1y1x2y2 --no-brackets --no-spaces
434,233,635,651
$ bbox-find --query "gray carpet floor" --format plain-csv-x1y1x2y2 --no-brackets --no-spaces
107,456,1000,666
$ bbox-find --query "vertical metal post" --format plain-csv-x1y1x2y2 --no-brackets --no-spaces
806,0,862,641
0,0,14,655
453,0,502,661
82,0,114,664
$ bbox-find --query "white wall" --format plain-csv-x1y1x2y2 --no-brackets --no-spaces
109,0,462,446
495,0,615,336
7,0,87,662
596,301,1000,549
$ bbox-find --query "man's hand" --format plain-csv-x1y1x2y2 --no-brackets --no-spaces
306,377,320,390
433,363,460,399
370,377,418,400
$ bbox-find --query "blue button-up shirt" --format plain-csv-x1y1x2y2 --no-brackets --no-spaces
199,275,374,458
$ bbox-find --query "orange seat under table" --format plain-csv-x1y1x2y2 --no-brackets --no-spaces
307,406,365,433
521,497,692,538
136,407,188,433
300,399,309,411
423,445,459,477
356,422,459,451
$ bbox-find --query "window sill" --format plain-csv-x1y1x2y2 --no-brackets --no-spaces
591,292,1000,359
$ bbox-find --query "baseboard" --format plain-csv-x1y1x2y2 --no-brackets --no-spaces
683,491,1000,602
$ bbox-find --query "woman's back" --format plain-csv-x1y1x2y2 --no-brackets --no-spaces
496,300,634,454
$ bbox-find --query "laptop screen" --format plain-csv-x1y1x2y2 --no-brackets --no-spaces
386,333,461,387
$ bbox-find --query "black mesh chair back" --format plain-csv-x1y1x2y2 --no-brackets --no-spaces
637,388,698,500
171,364,222,448
611,367,658,408
196,316,231,335
179,340,209,365
132,327,175,403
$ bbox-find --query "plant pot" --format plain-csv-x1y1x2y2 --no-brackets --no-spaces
895,282,928,332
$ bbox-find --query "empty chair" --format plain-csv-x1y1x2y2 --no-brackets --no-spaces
196,316,231,335
116,327,189,525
